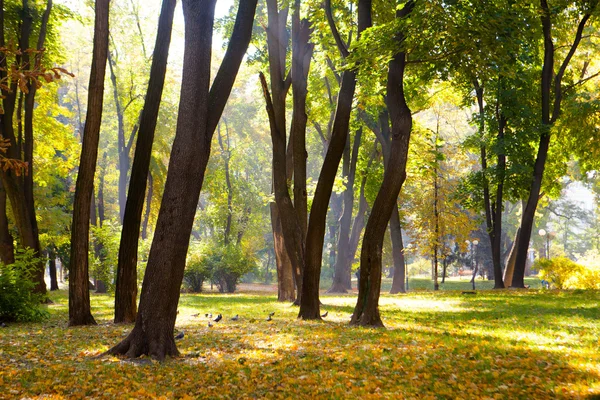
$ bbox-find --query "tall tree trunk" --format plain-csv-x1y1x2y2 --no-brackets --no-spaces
141,171,153,240
263,0,306,303
115,0,176,324
108,0,257,360
298,0,372,320
0,180,14,265
503,227,520,287
389,207,405,294
218,121,233,245
271,203,295,301
68,0,111,327
513,2,593,287
351,1,414,328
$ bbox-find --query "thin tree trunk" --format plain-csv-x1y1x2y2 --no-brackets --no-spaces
351,1,414,328
68,0,111,327
503,227,520,287
49,250,59,291
299,0,371,320
218,121,233,245
108,0,257,360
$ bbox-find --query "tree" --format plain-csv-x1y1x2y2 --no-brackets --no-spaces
68,0,110,327
351,1,414,327
114,0,176,324
513,0,597,288
107,0,257,360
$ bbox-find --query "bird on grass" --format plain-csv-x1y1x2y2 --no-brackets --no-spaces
321,311,328,318
208,321,213,328
191,313,200,317
0,322,6,328
205,313,212,318
268,312,275,317
231,315,239,321
213,314,222,322
174,331,184,340
266,314,273,322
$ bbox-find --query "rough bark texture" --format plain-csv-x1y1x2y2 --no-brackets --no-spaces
68,0,111,327
271,203,295,301
108,0,257,360
0,181,14,265
351,1,413,328
513,2,593,287
389,207,406,294
114,0,176,324
298,0,371,320
49,251,59,291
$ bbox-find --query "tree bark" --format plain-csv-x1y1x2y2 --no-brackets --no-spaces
108,0,257,360
298,0,372,320
271,203,295,301
115,0,176,324
68,0,110,326
0,180,14,265
513,2,593,287
389,207,406,294
503,227,520,287
49,250,59,291
351,1,414,328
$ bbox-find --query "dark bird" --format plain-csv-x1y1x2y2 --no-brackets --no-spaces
268,312,275,317
231,315,239,321
321,311,328,318
214,314,222,322
208,321,213,328
174,331,184,340
266,315,273,321
205,313,209,317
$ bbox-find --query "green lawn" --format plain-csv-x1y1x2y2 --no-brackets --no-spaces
1,287,598,399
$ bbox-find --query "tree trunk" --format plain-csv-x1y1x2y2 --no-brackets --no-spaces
389,206,406,294
107,50,128,223
298,0,372,320
0,180,14,265
351,1,413,328
49,250,59,291
68,0,111,326
141,171,153,240
329,128,362,293
115,0,176,324
108,0,257,360
503,227,520,287
271,203,295,301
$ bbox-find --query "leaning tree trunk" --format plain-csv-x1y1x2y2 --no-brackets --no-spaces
503,227,520,287
114,0,176,324
351,1,414,328
298,0,372,320
107,0,257,360
68,0,110,327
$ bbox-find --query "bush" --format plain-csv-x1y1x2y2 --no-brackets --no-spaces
532,257,585,289
0,249,49,323
200,243,257,293
184,251,209,293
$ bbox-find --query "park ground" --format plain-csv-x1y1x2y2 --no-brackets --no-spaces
0,279,599,399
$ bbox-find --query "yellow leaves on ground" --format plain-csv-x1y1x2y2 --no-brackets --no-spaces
0,289,598,399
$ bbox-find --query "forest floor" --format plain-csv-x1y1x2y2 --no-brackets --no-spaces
1,286,598,399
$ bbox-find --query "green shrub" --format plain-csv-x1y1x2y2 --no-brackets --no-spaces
184,250,209,293
532,257,584,289
0,249,49,323
199,243,257,293
89,220,121,292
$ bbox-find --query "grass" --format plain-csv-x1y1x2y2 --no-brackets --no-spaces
1,286,599,399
